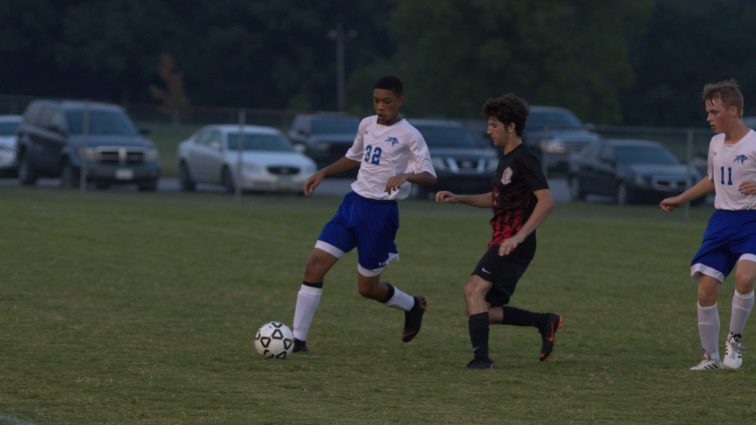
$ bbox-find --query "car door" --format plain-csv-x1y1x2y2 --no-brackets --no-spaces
594,144,618,196
33,106,68,174
203,130,225,184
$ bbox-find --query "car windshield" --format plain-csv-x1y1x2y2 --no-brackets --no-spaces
227,133,294,152
0,121,20,135
311,117,359,134
66,110,138,136
526,110,583,130
614,145,680,165
415,125,480,148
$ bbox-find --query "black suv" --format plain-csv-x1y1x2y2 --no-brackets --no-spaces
16,100,160,190
409,118,498,198
287,113,360,167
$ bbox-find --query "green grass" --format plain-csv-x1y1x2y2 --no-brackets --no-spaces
1,188,754,424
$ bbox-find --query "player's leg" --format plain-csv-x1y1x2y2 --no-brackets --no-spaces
724,257,756,369
465,274,495,369
354,271,427,342
690,274,723,370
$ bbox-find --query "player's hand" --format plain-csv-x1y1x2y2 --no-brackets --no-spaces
435,191,458,203
303,170,326,197
739,180,756,196
385,173,408,193
498,236,523,256
659,195,682,212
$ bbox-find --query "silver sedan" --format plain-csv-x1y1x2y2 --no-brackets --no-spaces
177,124,317,193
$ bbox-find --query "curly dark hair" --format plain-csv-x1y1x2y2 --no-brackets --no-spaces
374,76,404,96
482,93,529,137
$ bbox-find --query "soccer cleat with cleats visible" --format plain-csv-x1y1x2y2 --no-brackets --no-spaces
539,313,564,362
689,354,723,371
402,296,428,342
466,358,496,369
292,338,308,353
723,333,743,370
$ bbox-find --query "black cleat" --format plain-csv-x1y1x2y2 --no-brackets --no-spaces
466,358,495,369
402,296,428,342
292,338,308,353
539,313,563,362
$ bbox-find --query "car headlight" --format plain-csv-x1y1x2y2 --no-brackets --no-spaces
538,139,566,154
78,147,99,161
145,148,160,162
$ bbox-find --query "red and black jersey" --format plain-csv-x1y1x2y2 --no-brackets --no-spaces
488,144,548,248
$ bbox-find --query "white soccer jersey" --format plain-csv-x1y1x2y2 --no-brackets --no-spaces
708,129,756,210
345,116,436,200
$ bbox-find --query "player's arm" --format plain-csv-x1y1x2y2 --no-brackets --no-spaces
499,188,554,256
303,157,360,197
385,171,436,194
659,177,714,212
435,191,493,208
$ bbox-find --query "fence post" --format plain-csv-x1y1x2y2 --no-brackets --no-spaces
80,101,90,192
235,109,245,201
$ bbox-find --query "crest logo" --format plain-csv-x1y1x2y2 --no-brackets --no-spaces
734,154,747,164
500,167,513,185
384,136,399,146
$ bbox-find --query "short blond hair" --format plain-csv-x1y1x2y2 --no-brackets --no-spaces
702,79,744,117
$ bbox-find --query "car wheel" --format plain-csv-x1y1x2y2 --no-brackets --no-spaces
18,153,38,185
616,182,628,205
179,161,196,192
222,166,235,193
569,175,585,201
138,180,158,192
61,160,79,189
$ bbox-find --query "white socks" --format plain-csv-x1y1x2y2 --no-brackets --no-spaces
292,284,322,341
729,289,754,336
384,285,415,311
697,303,720,360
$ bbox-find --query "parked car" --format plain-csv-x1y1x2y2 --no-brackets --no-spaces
16,100,160,190
287,112,359,167
0,115,22,177
525,105,600,173
410,118,498,198
177,124,317,193
567,138,701,204
744,115,756,128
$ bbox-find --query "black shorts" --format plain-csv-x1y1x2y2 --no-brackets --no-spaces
471,235,535,306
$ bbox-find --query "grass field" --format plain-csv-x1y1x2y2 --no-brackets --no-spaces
1,187,755,424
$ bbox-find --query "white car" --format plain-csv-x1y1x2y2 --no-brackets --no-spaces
0,115,22,176
177,124,317,193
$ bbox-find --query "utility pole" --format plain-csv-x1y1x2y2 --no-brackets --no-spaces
328,23,357,111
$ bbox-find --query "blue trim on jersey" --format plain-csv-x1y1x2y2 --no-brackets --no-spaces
318,192,399,271
691,209,756,280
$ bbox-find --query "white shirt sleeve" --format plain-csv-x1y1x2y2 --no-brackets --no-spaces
407,129,436,177
345,119,367,162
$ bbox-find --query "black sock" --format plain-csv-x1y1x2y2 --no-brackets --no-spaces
501,306,548,327
468,312,490,361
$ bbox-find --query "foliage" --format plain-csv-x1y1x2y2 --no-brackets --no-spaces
1,188,754,424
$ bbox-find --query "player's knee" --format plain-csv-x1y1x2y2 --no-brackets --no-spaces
734,269,755,293
464,280,487,301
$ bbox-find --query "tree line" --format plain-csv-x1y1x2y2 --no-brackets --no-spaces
1,0,753,126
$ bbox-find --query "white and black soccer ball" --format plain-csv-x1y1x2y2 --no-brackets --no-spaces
254,321,294,359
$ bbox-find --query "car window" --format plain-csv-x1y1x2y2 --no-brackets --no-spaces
310,117,359,134
227,133,294,152
614,145,680,165
0,120,20,135
65,109,138,136
526,110,583,130
414,125,480,149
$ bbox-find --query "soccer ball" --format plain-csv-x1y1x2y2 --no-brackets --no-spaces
254,321,294,359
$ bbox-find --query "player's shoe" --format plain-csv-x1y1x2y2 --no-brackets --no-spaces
723,333,743,370
538,313,564,362
689,354,723,371
466,358,495,369
292,338,308,353
402,296,428,342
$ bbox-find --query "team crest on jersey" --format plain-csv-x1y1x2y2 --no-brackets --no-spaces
384,136,399,146
500,167,513,185
734,154,747,164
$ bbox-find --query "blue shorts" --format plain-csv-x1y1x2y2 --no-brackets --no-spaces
316,192,399,276
691,210,756,283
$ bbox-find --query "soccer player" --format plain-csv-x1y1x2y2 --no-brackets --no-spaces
436,93,562,369
660,79,755,371
291,76,437,353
